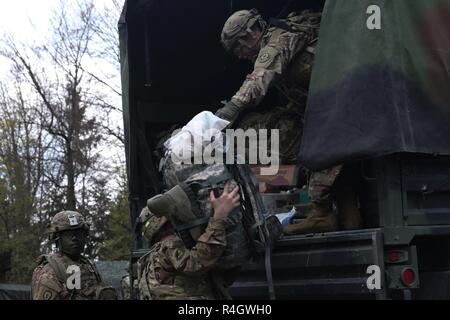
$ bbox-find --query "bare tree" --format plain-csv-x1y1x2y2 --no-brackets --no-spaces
0,0,128,281
86,0,125,146
1,1,105,211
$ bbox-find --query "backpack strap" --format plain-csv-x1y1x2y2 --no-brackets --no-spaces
44,254,69,285
80,256,103,284
36,254,74,299
44,254,103,285
176,216,211,232
269,17,297,33
187,171,231,192
232,165,282,299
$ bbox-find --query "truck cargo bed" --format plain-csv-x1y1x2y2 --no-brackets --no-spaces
230,229,386,299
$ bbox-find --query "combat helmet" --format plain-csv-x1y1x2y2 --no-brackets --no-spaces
48,211,90,240
139,207,168,245
221,8,267,54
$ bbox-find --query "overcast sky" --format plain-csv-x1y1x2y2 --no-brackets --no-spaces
0,0,121,37
0,0,122,74
0,0,125,164
0,0,54,41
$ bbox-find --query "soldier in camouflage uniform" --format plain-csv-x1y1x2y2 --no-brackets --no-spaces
216,8,320,122
217,9,362,234
120,274,131,300
31,211,117,300
120,263,139,300
138,182,240,300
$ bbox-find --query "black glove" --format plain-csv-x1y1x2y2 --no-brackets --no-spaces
215,101,241,124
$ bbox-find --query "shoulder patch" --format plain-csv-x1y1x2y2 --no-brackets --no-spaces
255,46,279,69
174,248,184,260
259,52,271,64
43,290,54,300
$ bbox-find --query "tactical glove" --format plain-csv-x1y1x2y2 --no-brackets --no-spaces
215,101,241,124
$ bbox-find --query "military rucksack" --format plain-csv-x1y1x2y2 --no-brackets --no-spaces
269,11,321,101
159,156,282,270
271,10,321,42
160,159,249,268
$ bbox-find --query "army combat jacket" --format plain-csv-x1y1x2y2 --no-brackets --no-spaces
231,14,318,109
31,253,104,300
138,217,228,300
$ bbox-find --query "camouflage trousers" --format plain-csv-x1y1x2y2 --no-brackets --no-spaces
308,165,343,204
234,106,303,164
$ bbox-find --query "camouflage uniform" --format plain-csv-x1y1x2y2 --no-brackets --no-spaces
120,275,131,300
284,162,364,235
227,12,317,164
220,10,317,163
308,165,343,204
218,10,320,121
31,253,104,300
138,215,228,300
236,107,303,163
230,18,315,110
31,211,115,300
220,10,350,234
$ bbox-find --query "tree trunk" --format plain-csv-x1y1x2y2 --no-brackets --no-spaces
66,142,76,210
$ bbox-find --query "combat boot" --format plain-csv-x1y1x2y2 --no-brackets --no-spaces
283,202,338,235
336,189,362,230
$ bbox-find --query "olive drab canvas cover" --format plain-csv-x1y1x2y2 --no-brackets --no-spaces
300,0,450,171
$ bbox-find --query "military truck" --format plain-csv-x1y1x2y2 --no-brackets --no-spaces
119,0,450,299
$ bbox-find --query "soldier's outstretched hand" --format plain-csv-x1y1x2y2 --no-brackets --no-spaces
210,181,240,220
